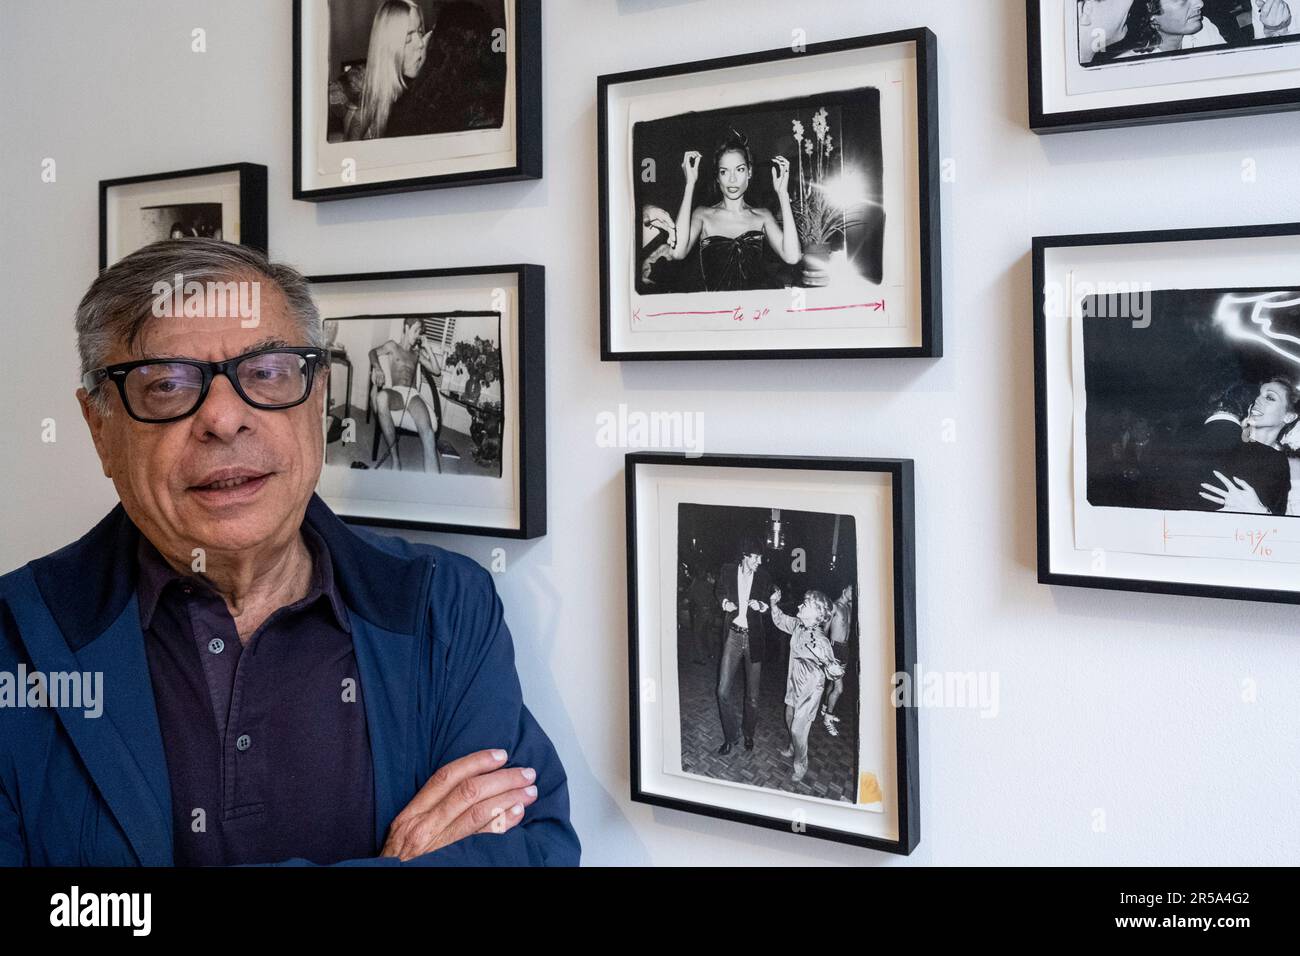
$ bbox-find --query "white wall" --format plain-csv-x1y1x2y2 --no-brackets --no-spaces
2,0,1297,866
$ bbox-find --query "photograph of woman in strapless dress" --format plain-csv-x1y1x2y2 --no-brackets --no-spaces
662,129,802,292
631,90,885,300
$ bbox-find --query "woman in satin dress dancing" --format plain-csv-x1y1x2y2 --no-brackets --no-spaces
667,128,802,291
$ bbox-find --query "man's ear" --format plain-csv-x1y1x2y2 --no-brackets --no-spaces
77,387,114,478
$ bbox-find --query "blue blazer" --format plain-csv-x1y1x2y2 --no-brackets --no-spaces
0,494,580,866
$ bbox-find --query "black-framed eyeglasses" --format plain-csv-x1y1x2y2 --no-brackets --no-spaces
81,346,325,424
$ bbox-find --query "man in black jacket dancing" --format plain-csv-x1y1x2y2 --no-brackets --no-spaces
714,539,774,755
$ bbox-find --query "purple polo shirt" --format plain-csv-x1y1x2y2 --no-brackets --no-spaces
135,523,376,866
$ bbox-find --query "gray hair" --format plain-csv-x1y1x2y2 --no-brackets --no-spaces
76,238,324,413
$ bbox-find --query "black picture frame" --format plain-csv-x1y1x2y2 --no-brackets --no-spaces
597,28,942,361
292,0,542,201
1027,0,1300,133
98,162,268,270
309,263,545,539
625,452,919,854
1034,221,1300,604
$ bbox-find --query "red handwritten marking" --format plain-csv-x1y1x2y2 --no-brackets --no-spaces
640,301,877,320
641,309,736,318
1245,529,1274,556
785,300,886,313
1230,527,1279,557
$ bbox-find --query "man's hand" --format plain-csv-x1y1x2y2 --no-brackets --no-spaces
380,749,538,861
721,599,737,613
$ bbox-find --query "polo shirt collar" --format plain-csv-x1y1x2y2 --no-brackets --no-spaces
134,522,351,634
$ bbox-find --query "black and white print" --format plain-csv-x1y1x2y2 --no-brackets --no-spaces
633,91,884,297
675,502,860,804
326,0,506,143
1075,0,1299,68
1031,0,1300,131
139,203,223,243
1082,288,1300,518
600,30,940,358
322,312,504,477
296,0,540,199
99,165,264,270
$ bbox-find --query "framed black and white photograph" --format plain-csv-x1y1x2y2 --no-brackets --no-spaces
1029,0,1300,132
626,453,918,853
311,263,544,538
1034,222,1300,603
598,29,941,361
293,0,541,200
98,163,267,269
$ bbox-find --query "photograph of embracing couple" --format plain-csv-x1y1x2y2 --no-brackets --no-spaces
1082,288,1300,518
675,503,861,804
1075,0,1299,68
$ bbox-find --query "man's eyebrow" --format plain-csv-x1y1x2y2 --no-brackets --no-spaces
136,337,289,361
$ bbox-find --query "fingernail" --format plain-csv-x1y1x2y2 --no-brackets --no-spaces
491,749,507,762
511,803,524,816
524,785,537,797
521,767,536,782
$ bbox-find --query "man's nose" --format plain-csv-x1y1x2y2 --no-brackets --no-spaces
190,373,256,440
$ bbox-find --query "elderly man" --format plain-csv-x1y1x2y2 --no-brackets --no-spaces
0,239,579,866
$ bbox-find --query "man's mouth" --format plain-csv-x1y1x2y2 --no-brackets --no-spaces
188,469,273,500
199,476,259,490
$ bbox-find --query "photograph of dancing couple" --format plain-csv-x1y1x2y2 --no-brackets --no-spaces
1083,288,1300,517
675,503,861,804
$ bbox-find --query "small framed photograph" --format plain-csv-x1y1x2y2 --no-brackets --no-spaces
598,29,941,361
1029,0,1300,132
99,163,267,270
1035,221,1300,603
626,453,918,853
293,0,542,201
311,263,545,538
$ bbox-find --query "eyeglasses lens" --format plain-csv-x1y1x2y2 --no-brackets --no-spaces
236,351,309,406
124,363,204,420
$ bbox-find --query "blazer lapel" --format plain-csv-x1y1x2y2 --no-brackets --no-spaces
2,567,173,866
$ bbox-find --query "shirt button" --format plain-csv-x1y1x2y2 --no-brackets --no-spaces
207,638,225,655
236,734,251,752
